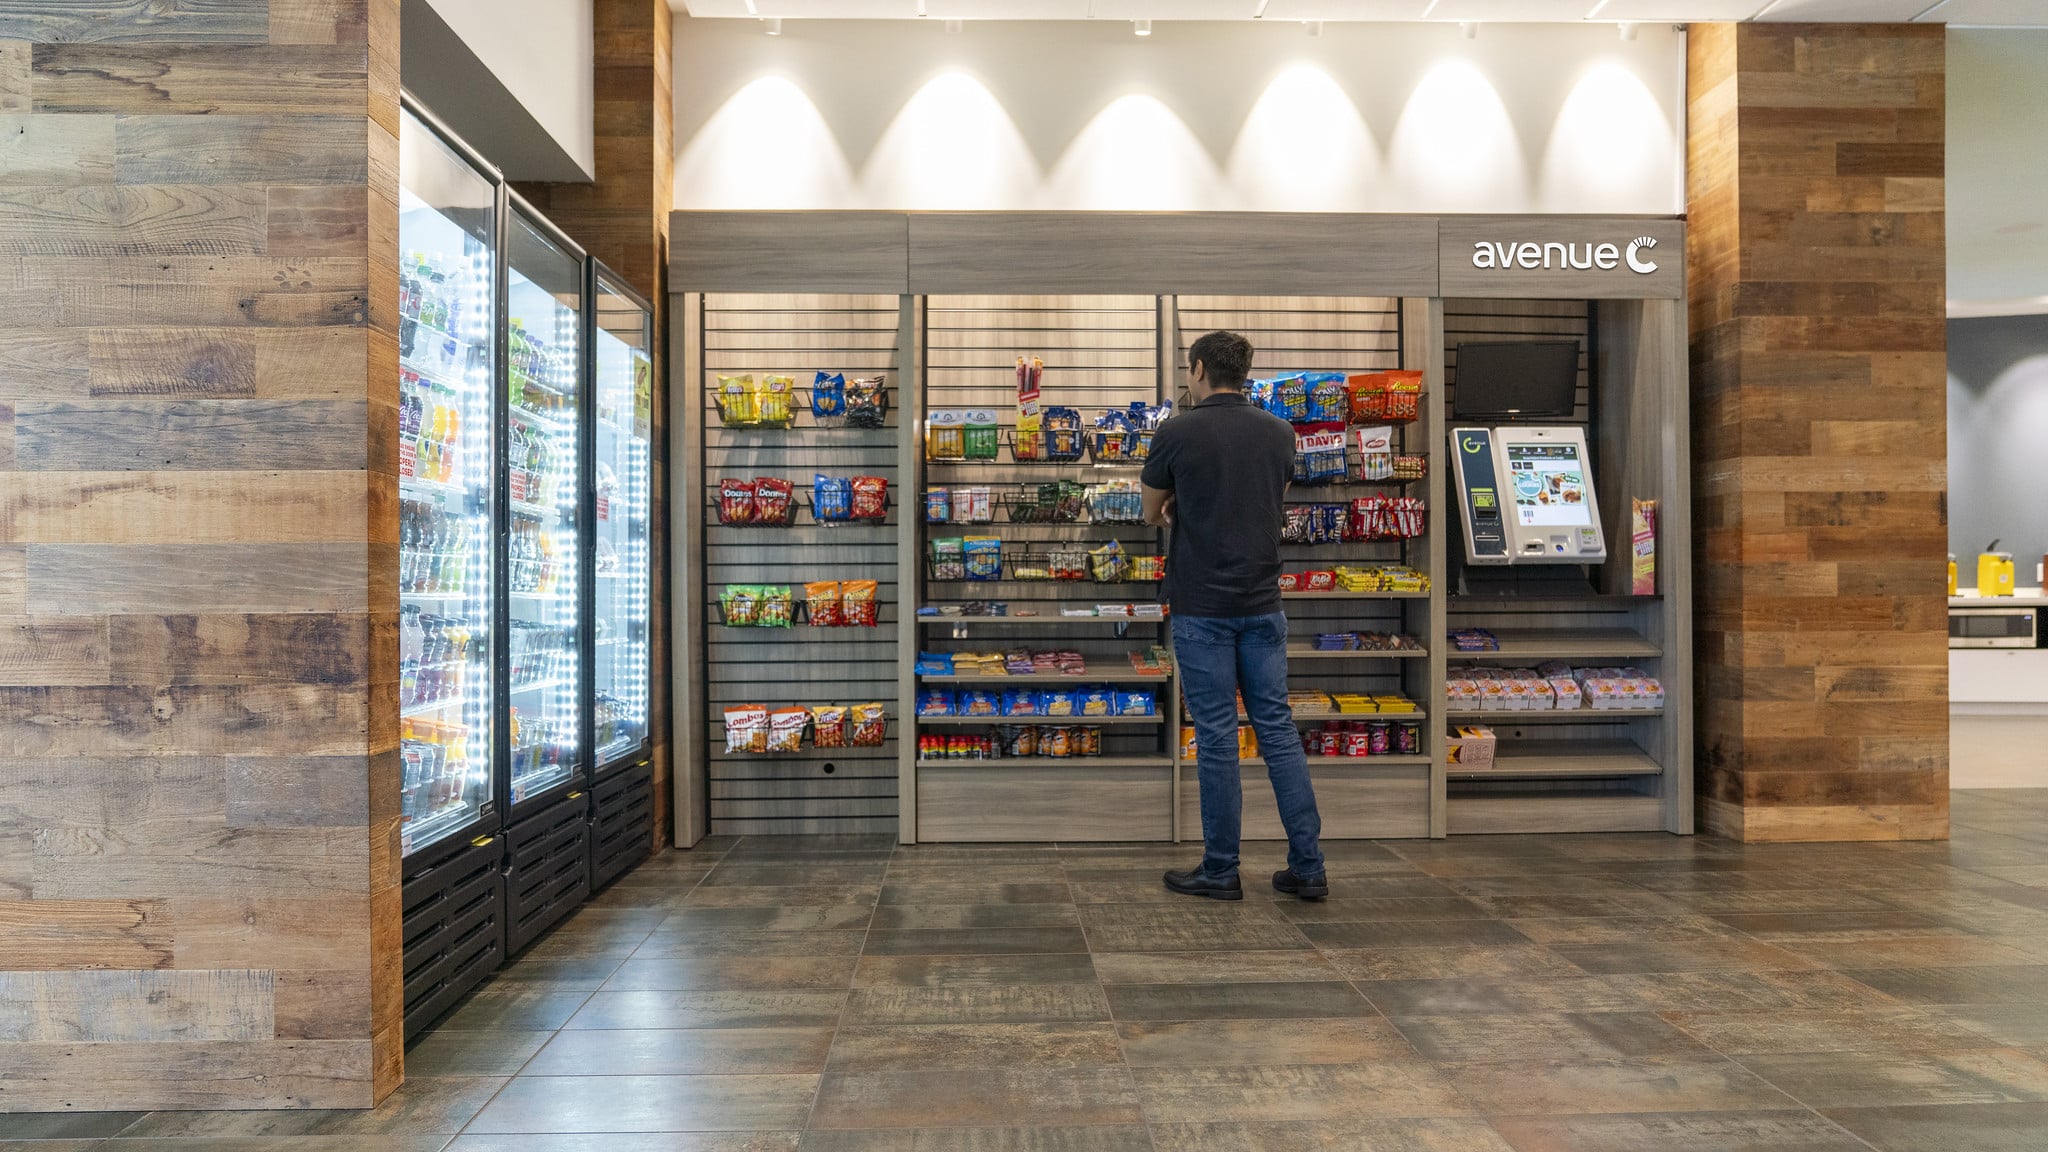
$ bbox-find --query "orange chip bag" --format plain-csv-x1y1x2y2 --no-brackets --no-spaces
805,580,842,626
841,579,879,627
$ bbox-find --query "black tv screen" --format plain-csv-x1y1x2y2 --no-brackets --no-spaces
1452,340,1580,420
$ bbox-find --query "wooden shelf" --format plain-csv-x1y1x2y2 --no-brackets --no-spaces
1288,646,1427,660
915,756,1169,769
918,714,1164,726
1444,629,1660,661
1450,739,1662,781
1236,754,1432,768
918,614,1166,627
1445,708,1665,723
920,671,1169,683
1281,590,1430,600
1447,790,1664,835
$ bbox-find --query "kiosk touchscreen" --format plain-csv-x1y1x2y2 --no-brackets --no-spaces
1452,425,1606,565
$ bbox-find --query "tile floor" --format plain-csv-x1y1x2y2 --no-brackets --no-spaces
11,789,2048,1150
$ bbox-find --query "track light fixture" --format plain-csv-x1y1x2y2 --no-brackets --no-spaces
1461,20,1478,38
766,16,781,34
1306,20,1323,36
945,17,961,32
1619,21,1637,39
1134,18,1152,36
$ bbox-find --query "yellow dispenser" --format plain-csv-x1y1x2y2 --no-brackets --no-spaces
1949,554,1959,597
1978,546,2016,597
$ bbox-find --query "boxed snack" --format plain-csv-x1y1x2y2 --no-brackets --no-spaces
926,410,966,460
1042,689,1078,717
1117,690,1156,717
959,689,1000,717
915,652,954,676
963,409,1000,460
925,487,952,523
1078,687,1116,718
1446,725,1497,770
964,537,1003,581
1002,688,1041,717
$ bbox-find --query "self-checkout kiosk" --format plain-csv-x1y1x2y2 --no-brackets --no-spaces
1448,340,1607,568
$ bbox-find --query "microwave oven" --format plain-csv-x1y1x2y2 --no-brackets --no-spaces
1950,607,2039,649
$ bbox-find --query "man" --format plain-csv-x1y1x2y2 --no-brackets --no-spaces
1142,331,1327,902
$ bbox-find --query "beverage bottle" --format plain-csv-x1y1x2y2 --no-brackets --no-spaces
400,606,422,707
399,501,416,593
442,405,460,485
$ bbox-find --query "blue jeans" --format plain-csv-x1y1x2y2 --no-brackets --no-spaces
1174,612,1324,880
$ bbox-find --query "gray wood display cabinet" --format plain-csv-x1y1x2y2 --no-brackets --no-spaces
670,212,1692,841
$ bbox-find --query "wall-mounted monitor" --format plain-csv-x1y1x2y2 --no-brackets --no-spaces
1451,339,1579,421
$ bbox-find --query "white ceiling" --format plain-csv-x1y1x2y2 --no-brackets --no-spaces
676,0,2043,22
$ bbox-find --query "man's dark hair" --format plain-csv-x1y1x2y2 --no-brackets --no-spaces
1189,330,1254,391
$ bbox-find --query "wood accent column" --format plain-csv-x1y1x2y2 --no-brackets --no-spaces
1687,23,1949,842
516,0,678,844
0,0,402,1110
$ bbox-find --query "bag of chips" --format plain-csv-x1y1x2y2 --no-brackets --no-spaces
851,476,889,521
1089,540,1128,583
1304,372,1350,423
754,477,794,526
841,579,879,627
723,704,767,753
718,479,757,526
758,585,795,627
812,475,852,521
1273,375,1311,423
849,702,887,747
846,376,888,428
758,375,794,429
811,371,847,425
805,580,842,627
715,375,759,427
767,706,809,752
810,704,848,748
721,585,760,626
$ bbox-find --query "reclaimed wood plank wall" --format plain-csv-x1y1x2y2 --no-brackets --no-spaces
516,0,676,845
0,0,400,1110
1686,22,1949,842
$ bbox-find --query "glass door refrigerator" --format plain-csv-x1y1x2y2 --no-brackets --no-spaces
397,106,499,864
500,197,592,951
586,268,657,890
589,271,654,774
396,101,509,1040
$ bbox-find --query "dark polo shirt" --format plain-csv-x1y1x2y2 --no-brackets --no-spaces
1140,391,1294,619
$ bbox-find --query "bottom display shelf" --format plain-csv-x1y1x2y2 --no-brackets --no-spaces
916,755,1169,770
1450,739,1662,780
1447,789,1664,835
1179,760,1430,841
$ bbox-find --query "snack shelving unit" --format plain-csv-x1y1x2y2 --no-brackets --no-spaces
670,211,1692,842
911,295,1179,841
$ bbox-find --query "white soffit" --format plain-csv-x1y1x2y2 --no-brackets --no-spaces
1599,0,1770,18
1426,0,1616,18
1924,0,2048,25
1751,0,1937,20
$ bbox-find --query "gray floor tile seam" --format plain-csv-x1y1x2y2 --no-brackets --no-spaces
456,840,734,1136
800,844,889,1136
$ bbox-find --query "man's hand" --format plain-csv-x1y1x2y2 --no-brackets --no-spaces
1142,483,1174,527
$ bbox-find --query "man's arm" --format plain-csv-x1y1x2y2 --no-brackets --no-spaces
1142,483,1174,527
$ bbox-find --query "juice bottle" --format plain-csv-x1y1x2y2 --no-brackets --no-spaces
442,405,461,485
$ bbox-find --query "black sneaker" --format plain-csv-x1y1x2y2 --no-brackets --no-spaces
1163,868,1243,901
1272,869,1330,900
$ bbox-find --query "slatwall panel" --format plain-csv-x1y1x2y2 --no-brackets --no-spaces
699,294,903,835
1439,300,1670,833
918,296,1172,771
1172,296,1421,709
1443,299,1593,426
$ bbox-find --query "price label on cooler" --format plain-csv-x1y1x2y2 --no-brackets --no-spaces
510,469,528,502
595,494,610,522
398,438,416,479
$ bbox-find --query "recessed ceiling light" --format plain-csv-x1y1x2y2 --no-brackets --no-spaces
1135,18,1152,36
